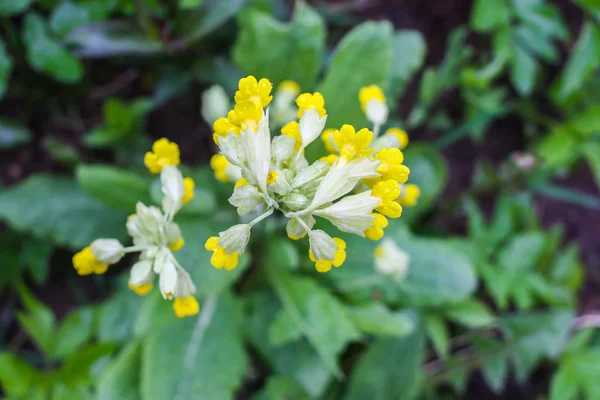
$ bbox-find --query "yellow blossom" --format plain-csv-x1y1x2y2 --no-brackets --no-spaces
333,124,374,163
385,128,409,149
321,129,337,153
210,154,230,183
128,282,153,296
359,85,386,111
281,121,302,152
309,238,346,273
372,180,403,218
228,100,263,132
397,184,421,207
296,92,326,118
204,236,239,271
72,246,109,275
173,296,200,318
364,213,388,240
144,138,180,174
213,117,240,145
168,237,185,252
235,75,273,107
182,177,195,205
278,80,300,94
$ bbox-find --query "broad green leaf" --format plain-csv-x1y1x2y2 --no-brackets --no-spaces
535,126,579,168
554,22,600,100
0,119,32,149
500,309,574,378
251,376,309,400
346,326,424,400
318,21,393,128
15,282,56,356
516,23,558,62
512,0,569,40
23,13,83,83
0,39,12,98
445,298,495,328
348,303,414,337
510,43,538,96
246,290,332,398
19,237,53,284
573,0,600,18
474,338,508,393
179,0,246,43
498,231,546,273
267,269,360,378
264,237,300,271
50,1,91,36
97,342,141,400
52,383,94,400
232,1,325,89
141,292,248,400
470,0,511,32
0,175,128,248
387,30,426,104
59,343,117,381
424,314,450,359
99,286,147,343
52,308,94,360
0,353,40,396
550,367,578,400
0,0,33,15
76,165,152,212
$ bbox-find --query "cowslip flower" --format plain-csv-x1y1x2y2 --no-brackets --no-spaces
73,138,199,318
205,75,419,273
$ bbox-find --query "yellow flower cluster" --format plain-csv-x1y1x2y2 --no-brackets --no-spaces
72,247,108,275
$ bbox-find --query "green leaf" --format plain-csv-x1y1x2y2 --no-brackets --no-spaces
251,376,309,400
52,308,94,360
318,21,393,129
584,142,600,190
59,343,117,381
267,270,360,378
15,282,56,356
19,237,53,284
0,119,32,149
0,353,40,396
387,30,426,105
179,0,246,43
179,0,205,9
474,338,508,393
0,39,12,98
23,13,84,83
98,286,143,343
510,43,538,96
498,231,546,273
0,0,33,16
470,0,511,32
554,22,600,100
50,1,91,36
141,292,248,400
264,236,299,271
97,342,141,400
0,175,128,248
76,165,152,212
105,98,136,134
445,299,495,328
424,314,450,359
550,366,578,400
348,303,414,337
347,326,424,400
233,1,325,89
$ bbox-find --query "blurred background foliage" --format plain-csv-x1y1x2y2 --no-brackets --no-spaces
0,0,599,399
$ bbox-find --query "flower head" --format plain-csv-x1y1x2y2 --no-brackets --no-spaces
144,138,180,174
235,75,273,108
173,296,200,318
296,92,326,118
359,85,388,126
333,125,374,164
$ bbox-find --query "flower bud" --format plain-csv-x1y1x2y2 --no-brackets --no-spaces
286,215,315,240
91,239,124,264
175,270,196,298
272,135,295,165
158,258,178,299
201,85,230,125
298,109,327,150
290,160,330,190
218,224,251,255
161,166,184,214
129,259,154,286
308,229,336,261
229,185,263,215
282,191,308,211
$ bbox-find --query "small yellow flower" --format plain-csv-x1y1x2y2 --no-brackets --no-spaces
204,236,239,271
278,80,300,94
281,121,302,152
144,138,180,174
359,85,386,112
213,117,240,145
309,238,346,273
296,92,326,118
182,177,195,205
372,180,402,218
228,100,263,131
72,246,109,275
385,128,409,149
333,124,374,163
210,154,230,183
267,171,279,185
173,296,200,318
128,282,153,296
321,129,337,153
364,213,388,240
376,148,410,182
235,76,273,108
397,184,421,207
168,237,185,252
235,177,249,188
320,154,338,165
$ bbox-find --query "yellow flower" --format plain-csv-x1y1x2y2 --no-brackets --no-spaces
308,238,346,273
182,177,195,205
320,154,338,165
321,128,337,153
213,117,240,145
144,138,180,174
364,213,388,240
235,177,249,188
296,92,326,118
128,282,153,296
173,296,200,318
359,85,386,111
267,171,279,185
228,100,263,132
168,237,185,252
385,128,409,149
372,180,403,218
278,80,300,94
204,236,239,271
72,246,109,275
397,184,421,207
281,121,302,152
377,147,410,181
333,124,374,163
235,75,273,108
210,154,230,183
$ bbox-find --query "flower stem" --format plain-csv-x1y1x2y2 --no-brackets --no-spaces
248,208,274,228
